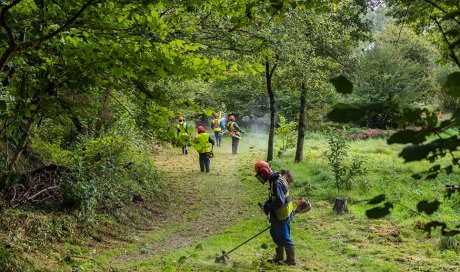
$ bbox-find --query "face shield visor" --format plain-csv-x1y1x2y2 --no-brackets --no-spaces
255,173,267,184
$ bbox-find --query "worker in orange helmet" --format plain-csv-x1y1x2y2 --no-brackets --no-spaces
176,116,190,154
210,112,224,147
255,161,296,266
226,115,244,154
192,126,215,173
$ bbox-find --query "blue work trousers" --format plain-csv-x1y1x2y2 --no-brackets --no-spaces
214,131,222,146
269,214,294,247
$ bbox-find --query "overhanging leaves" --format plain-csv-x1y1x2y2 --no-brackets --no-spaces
365,202,393,219
327,101,391,123
398,136,460,162
423,221,447,237
387,130,427,144
327,103,364,122
367,194,385,205
417,200,440,215
445,72,460,98
330,75,353,94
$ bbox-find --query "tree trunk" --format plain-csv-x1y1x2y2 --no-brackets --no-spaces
265,60,277,162
295,81,307,162
333,197,348,214
7,111,39,171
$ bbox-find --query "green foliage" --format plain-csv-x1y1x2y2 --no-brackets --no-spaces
330,75,353,94
324,130,366,195
175,243,203,272
328,73,460,236
60,177,97,219
275,115,297,152
445,72,460,98
27,115,161,216
139,243,153,255
349,24,443,128
440,236,460,251
387,1,460,64
74,133,160,211
0,243,33,272
56,242,95,271
252,243,276,270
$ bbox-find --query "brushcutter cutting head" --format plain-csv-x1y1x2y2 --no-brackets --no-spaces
215,251,228,264
295,197,312,213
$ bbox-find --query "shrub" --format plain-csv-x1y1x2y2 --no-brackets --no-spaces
324,130,366,195
74,133,160,211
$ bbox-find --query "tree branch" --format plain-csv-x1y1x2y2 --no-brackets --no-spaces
432,17,460,69
0,0,23,74
423,0,460,25
0,0,21,46
269,62,278,79
18,0,97,50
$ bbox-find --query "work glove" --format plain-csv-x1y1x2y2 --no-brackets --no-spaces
259,202,269,215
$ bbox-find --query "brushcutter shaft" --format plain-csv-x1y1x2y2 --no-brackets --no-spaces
218,226,270,258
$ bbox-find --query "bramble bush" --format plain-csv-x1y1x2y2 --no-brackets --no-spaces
28,120,161,216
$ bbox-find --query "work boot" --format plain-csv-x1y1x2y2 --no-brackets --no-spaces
284,246,296,266
268,247,284,264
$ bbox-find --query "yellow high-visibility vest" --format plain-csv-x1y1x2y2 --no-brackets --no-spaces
270,177,294,221
228,122,240,136
213,119,222,131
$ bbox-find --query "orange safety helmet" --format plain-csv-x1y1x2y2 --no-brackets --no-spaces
255,161,272,184
178,116,184,122
229,115,235,121
255,161,272,176
197,126,205,133
214,113,219,118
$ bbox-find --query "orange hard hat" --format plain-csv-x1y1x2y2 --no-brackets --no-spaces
178,116,184,121
197,126,205,133
229,115,235,121
214,113,219,117
254,161,271,176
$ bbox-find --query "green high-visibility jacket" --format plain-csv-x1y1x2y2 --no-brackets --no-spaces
193,133,212,153
177,122,188,135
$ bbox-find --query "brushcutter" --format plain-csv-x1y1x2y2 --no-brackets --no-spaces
224,130,256,149
215,198,311,264
215,225,270,264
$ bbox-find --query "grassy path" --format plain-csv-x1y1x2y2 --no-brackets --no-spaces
84,134,459,272
92,135,267,271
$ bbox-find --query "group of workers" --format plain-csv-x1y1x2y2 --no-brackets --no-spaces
176,113,245,173
176,114,298,266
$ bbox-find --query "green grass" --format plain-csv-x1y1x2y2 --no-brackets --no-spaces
100,133,459,271
11,132,459,271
